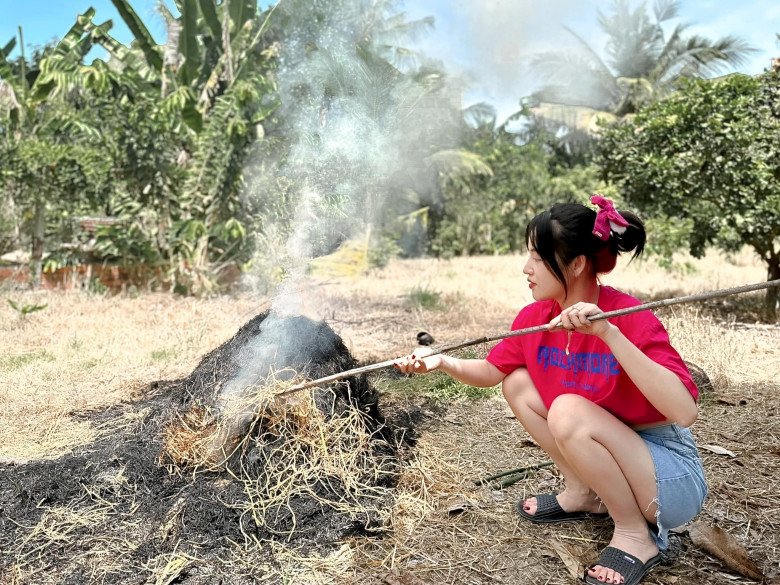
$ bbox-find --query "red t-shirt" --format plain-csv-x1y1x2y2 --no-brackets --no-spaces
486,286,698,426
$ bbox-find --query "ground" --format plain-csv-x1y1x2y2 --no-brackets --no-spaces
0,249,778,584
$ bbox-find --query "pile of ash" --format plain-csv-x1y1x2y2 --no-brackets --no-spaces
0,311,401,584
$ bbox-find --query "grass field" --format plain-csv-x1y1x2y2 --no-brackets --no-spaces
1,248,778,584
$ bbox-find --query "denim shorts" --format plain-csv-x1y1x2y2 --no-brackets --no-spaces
638,424,708,550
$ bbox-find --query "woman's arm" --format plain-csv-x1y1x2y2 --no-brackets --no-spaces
553,304,698,426
395,352,507,388
599,325,698,427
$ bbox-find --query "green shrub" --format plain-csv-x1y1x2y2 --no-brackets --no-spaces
405,285,442,310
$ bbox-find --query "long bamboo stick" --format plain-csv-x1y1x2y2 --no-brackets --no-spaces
275,279,780,396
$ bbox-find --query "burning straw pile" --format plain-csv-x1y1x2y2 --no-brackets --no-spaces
0,311,401,583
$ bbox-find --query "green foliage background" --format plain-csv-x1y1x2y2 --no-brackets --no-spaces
0,0,775,311
598,71,780,313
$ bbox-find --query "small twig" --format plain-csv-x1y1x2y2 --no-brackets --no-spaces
473,461,554,486
493,473,526,489
275,279,780,396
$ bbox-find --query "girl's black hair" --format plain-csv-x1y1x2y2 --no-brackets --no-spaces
525,202,645,296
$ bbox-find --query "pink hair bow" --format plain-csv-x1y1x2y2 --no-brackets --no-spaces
590,194,628,241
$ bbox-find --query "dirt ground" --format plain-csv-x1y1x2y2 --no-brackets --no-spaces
1,249,779,584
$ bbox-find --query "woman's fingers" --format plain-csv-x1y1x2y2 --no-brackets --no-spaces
550,304,598,331
394,350,435,374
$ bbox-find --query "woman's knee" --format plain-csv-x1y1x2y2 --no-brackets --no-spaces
547,394,593,441
501,368,536,406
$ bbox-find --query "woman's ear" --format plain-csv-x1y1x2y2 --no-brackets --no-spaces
571,255,588,278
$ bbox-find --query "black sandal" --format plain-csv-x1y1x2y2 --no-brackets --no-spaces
583,546,663,585
516,493,609,524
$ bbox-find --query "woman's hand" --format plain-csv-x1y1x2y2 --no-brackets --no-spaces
548,302,615,339
394,347,442,374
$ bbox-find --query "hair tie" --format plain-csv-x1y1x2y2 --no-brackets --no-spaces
590,194,628,241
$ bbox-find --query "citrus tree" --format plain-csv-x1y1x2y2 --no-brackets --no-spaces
598,71,780,317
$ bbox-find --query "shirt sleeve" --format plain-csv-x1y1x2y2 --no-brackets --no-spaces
629,313,699,401
486,306,534,375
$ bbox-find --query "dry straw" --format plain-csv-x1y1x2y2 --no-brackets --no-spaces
160,377,397,542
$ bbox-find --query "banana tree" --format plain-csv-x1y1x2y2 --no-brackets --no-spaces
64,0,280,293
105,0,276,128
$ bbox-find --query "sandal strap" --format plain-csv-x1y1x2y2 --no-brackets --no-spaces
588,547,645,582
534,493,563,516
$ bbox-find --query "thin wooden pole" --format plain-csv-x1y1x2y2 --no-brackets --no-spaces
276,279,780,396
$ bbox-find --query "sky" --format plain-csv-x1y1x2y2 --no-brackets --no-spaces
1,0,778,122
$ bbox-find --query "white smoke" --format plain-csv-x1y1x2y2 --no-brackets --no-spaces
220,1,466,400
406,0,595,121
241,1,463,318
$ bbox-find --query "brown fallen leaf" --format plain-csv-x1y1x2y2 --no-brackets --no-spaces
688,521,765,580
551,540,582,581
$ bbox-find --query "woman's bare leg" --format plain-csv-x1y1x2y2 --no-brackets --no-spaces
547,394,659,584
502,369,604,514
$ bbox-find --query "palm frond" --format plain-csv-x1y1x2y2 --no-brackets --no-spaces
531,51,620,110
560,25,615,79
659,34,757,83
653,0,680,23
706,35,757,67
648,22,687,82
425,149,492,183
462,102,497,131
598,0,663,75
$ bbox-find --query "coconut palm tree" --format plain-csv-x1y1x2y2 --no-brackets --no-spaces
531,0,755,117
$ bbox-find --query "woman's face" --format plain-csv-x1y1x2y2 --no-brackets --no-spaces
523,246,565,303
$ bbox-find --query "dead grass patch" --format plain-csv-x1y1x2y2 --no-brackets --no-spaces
1,247,779,584
0,291,260,461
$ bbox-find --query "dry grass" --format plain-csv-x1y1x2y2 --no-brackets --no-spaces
0,291,261,462
1,246,779,584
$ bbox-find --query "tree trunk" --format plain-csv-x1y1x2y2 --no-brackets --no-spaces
767,259,780,321
4,189,22,246
31,198,45,288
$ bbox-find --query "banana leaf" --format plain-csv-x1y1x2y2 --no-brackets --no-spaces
110,0,164,71
179,0,202,85
198,0,223,41
90,28,156,81
228,0,256,40
2,37,16,59
0,41,14,81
